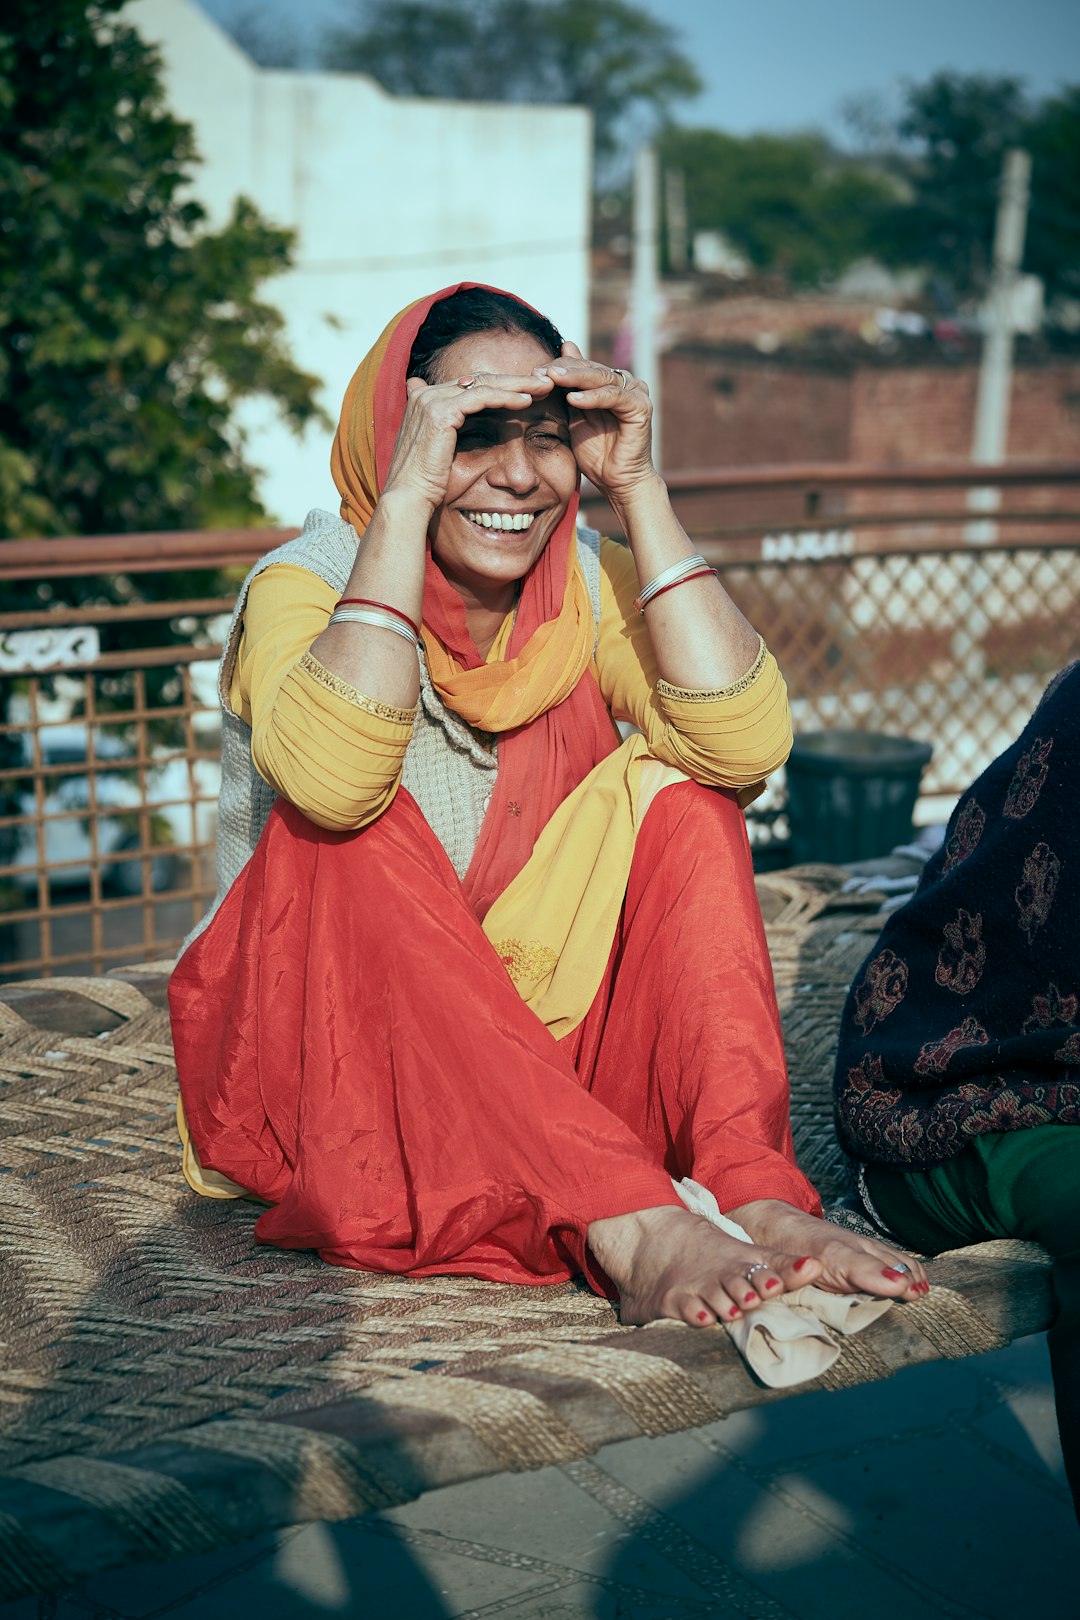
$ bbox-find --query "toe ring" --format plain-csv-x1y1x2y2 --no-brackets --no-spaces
744,1262,771,1283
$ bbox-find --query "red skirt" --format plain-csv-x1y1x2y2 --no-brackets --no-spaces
169,782,819,1290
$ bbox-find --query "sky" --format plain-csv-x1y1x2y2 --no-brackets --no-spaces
200,0,1080,139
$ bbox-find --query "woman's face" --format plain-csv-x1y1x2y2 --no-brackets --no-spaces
427,328,577,603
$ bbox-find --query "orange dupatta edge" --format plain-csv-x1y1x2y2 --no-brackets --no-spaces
329,282,618,918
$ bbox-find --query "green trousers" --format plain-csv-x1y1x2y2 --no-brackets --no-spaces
864,1124,1080,1518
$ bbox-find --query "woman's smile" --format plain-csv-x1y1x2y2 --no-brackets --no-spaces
460,510,537,532
427,329,578,609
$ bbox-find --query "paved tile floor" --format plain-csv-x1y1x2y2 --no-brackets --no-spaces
2,1333,1073,1620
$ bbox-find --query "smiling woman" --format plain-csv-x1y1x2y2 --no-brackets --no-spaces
168,282,930,1328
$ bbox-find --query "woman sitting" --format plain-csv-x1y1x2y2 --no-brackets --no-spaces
834,659,1079,1508
170,282,927,1328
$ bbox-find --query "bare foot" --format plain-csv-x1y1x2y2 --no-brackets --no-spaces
728,1199,929,1301
587,1205,823,1328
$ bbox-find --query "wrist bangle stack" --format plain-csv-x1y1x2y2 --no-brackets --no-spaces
329,607,420,647
633,555,716,615
336,597,421,639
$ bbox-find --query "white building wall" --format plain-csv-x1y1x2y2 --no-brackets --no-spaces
131,0,592,521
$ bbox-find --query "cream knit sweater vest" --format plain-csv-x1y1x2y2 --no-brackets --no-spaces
186,509,602,947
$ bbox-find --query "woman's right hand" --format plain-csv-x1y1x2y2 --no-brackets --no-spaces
381,372,556,513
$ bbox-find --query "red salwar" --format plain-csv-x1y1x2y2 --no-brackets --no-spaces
169,781,820,1292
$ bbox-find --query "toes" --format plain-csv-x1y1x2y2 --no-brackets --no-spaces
729,1252,825,1306
823,1244,929,1299
740,1262,777,1303
682,1291,742,1328
863,1243,929,1297
774,1252,823,1291
880,1264,927,1296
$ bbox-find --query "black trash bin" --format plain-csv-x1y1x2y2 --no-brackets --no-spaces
785,730,933,866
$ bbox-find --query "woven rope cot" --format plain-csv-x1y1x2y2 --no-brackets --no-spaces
0,869,1053,1601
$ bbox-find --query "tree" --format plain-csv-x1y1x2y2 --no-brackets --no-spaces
658,128,901,286
324,0,702,166
0,0,330,877
1011,85,1080,305
880,73,1031,299
857,73,1080,306
0,0,325,543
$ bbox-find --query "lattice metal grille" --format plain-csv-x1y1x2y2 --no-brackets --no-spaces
720,542,1080,845
1,485,1077,975
0,635,225,980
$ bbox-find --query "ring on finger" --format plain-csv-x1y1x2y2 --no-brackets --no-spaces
614,368,632,390
744,1262,771,1283
889,1262,911,1275
458,375,477,391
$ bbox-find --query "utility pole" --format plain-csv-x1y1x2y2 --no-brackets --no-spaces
967,147,1032,542
632,143,661,469
665,167,688,275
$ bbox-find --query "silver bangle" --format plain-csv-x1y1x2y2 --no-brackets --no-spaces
633,554,712,614
328,607,419,647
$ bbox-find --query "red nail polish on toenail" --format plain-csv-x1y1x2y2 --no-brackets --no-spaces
697,1310,711,1322
765,1278,779,1289
793,1257,811,1271
882,1268,906,1279
729,1305,741,1318
744,1292,757,1303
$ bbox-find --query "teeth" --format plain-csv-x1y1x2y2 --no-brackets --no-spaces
464,511,534,531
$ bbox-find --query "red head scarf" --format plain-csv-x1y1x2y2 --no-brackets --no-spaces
330,283,617,918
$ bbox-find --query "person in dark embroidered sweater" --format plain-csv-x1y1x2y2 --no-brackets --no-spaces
835,660,1080,1512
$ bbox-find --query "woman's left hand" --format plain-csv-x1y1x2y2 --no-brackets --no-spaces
536,341,657,510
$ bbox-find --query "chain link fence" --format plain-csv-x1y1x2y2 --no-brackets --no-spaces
2,464,1077,977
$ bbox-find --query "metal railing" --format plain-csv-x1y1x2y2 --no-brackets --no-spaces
2,462,1078,977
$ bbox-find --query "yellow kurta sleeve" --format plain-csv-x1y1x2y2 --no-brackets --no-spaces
593,538,792,799
229,564,417,831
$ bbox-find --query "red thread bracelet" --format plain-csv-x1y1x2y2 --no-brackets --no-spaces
336,598,421,639
638,567,716,613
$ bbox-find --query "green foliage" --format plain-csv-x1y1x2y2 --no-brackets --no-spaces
868,73,1080,303
660,74,1079,301
0,0,326,544
0,0,332,791
881,73,1030,296
658,128,901,286
1010,85,1080,303
324,0,702,164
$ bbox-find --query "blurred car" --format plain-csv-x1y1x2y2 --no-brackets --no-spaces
8,725,180,895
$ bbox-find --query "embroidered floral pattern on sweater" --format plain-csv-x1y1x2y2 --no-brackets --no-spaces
1022,982,1079,1035
934,909,986,995
852,949,909,1033
1055,1031,1080,1065
1015,841,1061,944
914,1016,990,1075
844,1053,902,1107
941,797,985,874
835,1071,1071,1165
1004,736,1053,819
833,664,1079,1168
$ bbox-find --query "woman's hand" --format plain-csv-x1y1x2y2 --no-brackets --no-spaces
382,371,556,513
537,340,658,511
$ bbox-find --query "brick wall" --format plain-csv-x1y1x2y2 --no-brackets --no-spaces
661,349,1080,473
650,348,1080,544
